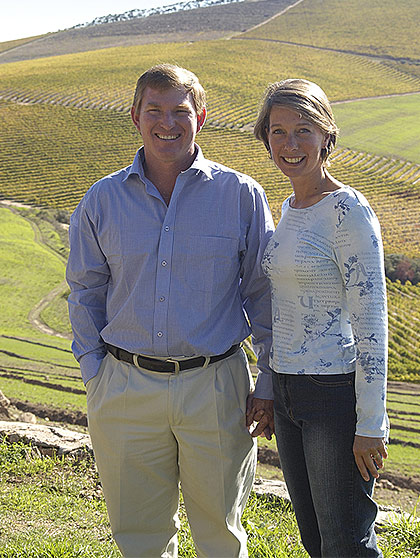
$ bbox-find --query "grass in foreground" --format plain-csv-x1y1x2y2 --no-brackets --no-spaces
0,440,419,557
0,440,306,557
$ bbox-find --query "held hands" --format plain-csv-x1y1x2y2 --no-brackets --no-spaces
246,394,274,440
353,435,388,481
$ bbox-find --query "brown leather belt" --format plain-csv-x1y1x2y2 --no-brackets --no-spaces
106,343,240,373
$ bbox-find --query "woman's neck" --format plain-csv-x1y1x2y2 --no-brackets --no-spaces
290,170,342,209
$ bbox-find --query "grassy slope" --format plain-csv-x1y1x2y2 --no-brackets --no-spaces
0,208,65,336
0,207,81,411
333,95,420,163
241,0,420,61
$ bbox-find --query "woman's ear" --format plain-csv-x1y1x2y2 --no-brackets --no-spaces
197,108,207,133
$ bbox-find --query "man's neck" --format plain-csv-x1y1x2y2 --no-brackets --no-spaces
143,149,196,205
146,168,176,205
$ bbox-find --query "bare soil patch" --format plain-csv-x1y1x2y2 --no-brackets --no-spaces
9,398,87,427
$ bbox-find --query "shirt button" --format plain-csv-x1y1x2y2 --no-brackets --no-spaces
157,331,163,338
164,226,170,232
161,260,167,267
159,296,165,302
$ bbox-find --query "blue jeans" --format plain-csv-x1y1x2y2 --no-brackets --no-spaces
272,372,382,558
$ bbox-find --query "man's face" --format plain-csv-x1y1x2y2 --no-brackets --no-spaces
131,86,205,171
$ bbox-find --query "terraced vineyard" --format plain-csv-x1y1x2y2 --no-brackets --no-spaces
1,99,420,255
1,87,420,384
2,38,420,131
241,0,420,62
387,280,420,381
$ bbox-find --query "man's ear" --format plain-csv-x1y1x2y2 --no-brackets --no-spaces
196,108,207,133
131,106,141,132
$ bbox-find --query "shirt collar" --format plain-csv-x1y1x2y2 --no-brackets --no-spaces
124,144,214,183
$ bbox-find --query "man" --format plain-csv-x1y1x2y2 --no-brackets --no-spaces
66,64,274,558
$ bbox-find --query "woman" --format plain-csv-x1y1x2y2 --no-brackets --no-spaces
252,79,389,557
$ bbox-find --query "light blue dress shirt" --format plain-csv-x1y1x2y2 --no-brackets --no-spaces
66,145,274,398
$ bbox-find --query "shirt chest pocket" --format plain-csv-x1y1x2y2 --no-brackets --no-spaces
180,235,239,293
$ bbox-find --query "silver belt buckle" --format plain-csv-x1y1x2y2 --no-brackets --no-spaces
166,358,180,374
133,354,141,368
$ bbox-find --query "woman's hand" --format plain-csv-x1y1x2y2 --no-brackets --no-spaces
246,394,274,440
353,435,388,481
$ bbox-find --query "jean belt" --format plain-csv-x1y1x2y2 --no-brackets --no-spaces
106,343,240,373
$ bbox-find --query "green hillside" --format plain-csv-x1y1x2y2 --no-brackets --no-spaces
0,208,65,336
1,38,420,126
241,0,420,61
333,95,420,164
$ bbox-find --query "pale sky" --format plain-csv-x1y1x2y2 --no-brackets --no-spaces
1,0,180,42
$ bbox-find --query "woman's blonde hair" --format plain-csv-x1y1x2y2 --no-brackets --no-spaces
254,79,339,165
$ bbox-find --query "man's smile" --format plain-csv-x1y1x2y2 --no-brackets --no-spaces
155,133,181,140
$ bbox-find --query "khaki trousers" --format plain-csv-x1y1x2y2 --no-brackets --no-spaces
86,348,257,558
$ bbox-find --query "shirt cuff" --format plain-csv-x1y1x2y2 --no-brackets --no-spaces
253,369,273,400
79,350,107,385
355,413,390,440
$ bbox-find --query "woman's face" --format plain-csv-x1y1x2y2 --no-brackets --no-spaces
268,105,328,183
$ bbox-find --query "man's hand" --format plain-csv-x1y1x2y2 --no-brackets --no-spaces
353,435,388,481
246,394,274,440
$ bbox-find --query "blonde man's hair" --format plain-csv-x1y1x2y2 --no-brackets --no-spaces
254,78,339,165
132,63,206,116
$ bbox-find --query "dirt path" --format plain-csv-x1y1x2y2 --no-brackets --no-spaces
27,279,72,340
240,0,304,34
331,90,420,105
234,36,420,66
1,201,71,340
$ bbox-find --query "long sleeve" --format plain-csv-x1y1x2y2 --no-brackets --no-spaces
66,147,274,388
239,186,274,399
66,199,110,384
334,198,388,437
